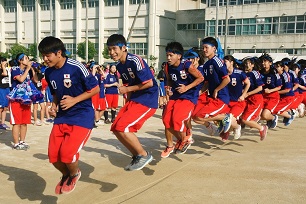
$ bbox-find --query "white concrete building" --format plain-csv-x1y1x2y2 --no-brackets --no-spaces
0,0,305,67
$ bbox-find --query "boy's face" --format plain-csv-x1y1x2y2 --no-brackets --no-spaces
41,51,62,68
202,44,216,59
166,52,181,67
108,45,126,62
262,59,272,69
275,64,283,74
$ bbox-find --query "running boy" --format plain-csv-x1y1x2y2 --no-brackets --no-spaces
107,34,158,171
38,36,99,194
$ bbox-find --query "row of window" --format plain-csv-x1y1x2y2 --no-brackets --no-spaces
3,0,149,12
177,15,306,35
206,0,291,7
229,48,306,55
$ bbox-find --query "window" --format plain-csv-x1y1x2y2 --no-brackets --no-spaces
64,43,77,58
177,23,205,31
82,0,99,8
60,0,75,10
105,0,124,6
279,16,295,34
256,18,272,34
41,0,55,10
129,0,149,4
177,24,188,30
22,0,34,12
296,15,306,34
206,20,215,36
128,43,147,56
4,0,16,13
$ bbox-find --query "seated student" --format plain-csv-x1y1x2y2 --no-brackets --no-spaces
161,42,203,157
192,37,232,139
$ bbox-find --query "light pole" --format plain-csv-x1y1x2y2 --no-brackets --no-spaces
85,0,88,62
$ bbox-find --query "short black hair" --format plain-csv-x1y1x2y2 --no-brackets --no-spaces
106,34,127,47
202,37,218,49
165,41,184,56
38,36,67,57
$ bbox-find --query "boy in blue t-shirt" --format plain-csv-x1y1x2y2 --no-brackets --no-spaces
38,36,99,194
107,34,158,171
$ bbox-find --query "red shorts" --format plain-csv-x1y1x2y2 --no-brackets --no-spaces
263,92,280,112
290,92,304,109
9,102,31,125
48,124,91,163
228,100,246,119
92,93,100,109
105,94,119,109
111,101,156,132
273,95,295,114
162,99,195,132
97,98,106,111
302,92,306,104
192,97,230,118
241,94,263,121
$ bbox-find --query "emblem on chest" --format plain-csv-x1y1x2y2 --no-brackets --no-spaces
63,74,72,88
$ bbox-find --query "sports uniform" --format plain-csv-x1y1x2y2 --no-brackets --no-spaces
105,73,119,109
111,53,158,132
46,58,98,163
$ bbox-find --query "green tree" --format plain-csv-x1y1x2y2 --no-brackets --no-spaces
0,52,11,59
102,47,110,59
76,40,97,61
10,43,28,59
28,43,38,59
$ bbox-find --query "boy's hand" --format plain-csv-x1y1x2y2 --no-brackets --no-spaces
48,105,57,117
175,84,187,94
118,86,128,94
60,95,77,110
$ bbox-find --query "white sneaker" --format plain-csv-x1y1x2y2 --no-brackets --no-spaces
34,120,42,126
298,103,305,118
95,120,104,126
233,125,242,140
206,122,217,136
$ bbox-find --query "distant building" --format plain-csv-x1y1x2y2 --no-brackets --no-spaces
0,0,305,66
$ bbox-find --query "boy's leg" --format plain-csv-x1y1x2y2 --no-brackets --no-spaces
12,124,21,144
113,131,145,156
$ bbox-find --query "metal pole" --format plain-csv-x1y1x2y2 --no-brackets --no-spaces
36,0,39,61
85,0,88,62
50,0,52,36
127,0,144,42
224,0,229,55
215,0,219,38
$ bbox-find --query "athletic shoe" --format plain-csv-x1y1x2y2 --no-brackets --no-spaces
95,120,104,126
55,175,69,194
185,129,194,144
104,119,111,124
222,113,232,133
174,140,181,152
270,115,278,129
298,103,305,117
43,120,50,125
161,145,174,158
220,131,230,141
0,124,5,130
34,120,42,126
217,120,224,134
61,169,81,194
19,141,30,149
1,123,9,129
128,152,153,171
291,109,298,118
176,140,192,154
284,113,294,126
46,118,54,123
206,122,217,136
259,125,268,141
12,143,27,150
233,125,242,140
124,156,137,171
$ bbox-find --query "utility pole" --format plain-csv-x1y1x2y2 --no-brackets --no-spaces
215,0,219,39
224,0,229,55
85,0,88,62
127,0,144,42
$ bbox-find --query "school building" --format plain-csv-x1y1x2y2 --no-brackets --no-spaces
0,0,305,67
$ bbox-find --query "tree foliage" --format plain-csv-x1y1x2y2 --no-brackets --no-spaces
10,44,28,59
0,52,11,59
102,47,110,59
76,40,97,60
28,43,38,59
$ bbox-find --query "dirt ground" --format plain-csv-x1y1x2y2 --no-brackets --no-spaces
0,107,306,204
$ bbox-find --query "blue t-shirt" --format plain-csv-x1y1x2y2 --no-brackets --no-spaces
116,53,158,109
105,73,119,94
166,60,200,105
45,58,98,129
228,68,247,102
203,56,230,104
246,70,264,94
11,66,33,88
262,72,282,90
288,70,299,93
96,74,105,98
299,74,306,93
279,71,294,97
